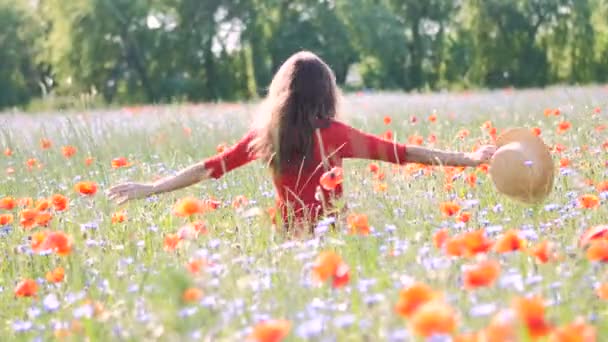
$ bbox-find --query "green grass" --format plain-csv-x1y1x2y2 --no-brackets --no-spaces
0,85,607,341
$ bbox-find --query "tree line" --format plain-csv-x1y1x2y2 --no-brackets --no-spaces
2,0,608,110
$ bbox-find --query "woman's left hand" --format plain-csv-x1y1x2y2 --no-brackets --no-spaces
467,145,497,166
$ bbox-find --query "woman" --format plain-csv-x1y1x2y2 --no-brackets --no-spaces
108,51,495,230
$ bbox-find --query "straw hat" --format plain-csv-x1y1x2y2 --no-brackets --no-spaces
489,128,555,204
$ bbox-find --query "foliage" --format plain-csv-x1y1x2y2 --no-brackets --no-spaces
2,0,608,109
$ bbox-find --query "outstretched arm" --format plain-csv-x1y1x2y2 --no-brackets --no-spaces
108,131,257,204
405,145,495,167
331,121,494,166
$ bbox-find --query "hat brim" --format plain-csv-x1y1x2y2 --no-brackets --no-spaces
489,128,555,204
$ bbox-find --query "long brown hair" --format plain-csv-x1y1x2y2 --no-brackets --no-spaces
251,51,340,173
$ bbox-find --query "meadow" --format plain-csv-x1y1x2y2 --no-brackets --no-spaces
0,85,607,341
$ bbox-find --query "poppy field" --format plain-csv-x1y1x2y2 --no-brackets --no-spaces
1,86,608,341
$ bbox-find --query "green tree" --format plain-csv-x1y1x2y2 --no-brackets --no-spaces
0,0,42,108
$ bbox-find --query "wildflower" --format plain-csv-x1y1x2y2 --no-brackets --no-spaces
36,198,51,211
530,241,555,263
51,194,69,211
0,196,15,210
586,240,608,262
596,283,608,300
531,127,542,136
164,234,181,252
559,158,570,168
17,197,33,207
20,209,39,229
347,213,370,235
580,225,608,247
383,116,392,125
481,310,516,341
428,114,437,123
40,138,52,149
34,211,53,227
216,143,227,153
578,194,600,209
549,317,596,342
39,231,72,256
395,282,440,318
182,288,203,303
26,158,39,170
111,211,127,224
597,181,608,193
409,135,424,145
311,251,350,288
31,231,47,252
512,297,552,338
557,121,571,134
232,195,249,209
111,157,131,169
84,157,94,166
384,130,393,140
61,145,77,158
186,259,208,275
433,228,450,249
440,201,460,216
463,259,501,290
445,236,467,257
465,173,477,188
368,162,379,174
0,213,13,226
248,319,291,342
4,147,12,156
173,197,205,217
14,279,38,297
409,301,457,337
462,230,494,256
319,167,343,191
457,129,470,139
46,267,65,283
457,211,471,223
178,221,208,240
75,181,97,196
494,230,527,253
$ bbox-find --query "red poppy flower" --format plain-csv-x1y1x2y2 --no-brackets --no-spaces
248,319,291,342
75,181,97,196
61,145,77,158
0,196,15,210
409,301,457,337
14,279,38,297
578,194,600,209
347,213,370,235
463,259,500,290
311,251,349,288
51,194,69,211
111,157,131,169
494,230,527,253
0,214,13,226
319,167,344,191
46,267,65,283
395,282,440,318
440,202,460,216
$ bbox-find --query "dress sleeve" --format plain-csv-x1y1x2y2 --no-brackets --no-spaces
203,130,258,179
329,121,407,164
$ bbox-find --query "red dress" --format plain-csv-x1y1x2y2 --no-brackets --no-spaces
203,120,408,224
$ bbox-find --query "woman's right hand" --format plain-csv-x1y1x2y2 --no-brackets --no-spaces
107,182,155,205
